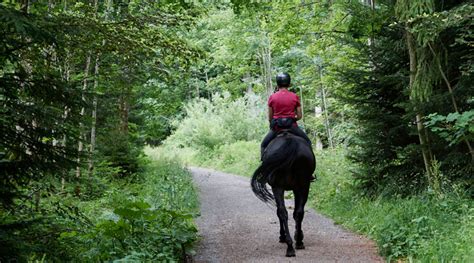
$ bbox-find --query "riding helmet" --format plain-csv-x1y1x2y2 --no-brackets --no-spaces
276,72,291,87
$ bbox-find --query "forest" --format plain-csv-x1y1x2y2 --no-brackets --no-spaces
1,0,473,261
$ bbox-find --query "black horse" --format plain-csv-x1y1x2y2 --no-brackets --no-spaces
251,132,316,257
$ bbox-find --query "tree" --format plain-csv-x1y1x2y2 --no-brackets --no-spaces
1,4,84,207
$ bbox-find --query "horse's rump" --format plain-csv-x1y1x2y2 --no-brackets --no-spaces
251,133,315,204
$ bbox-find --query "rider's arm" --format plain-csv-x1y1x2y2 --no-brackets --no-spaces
268,106,274,122
295,106,302,120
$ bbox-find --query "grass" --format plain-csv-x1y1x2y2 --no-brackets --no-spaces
310,148,474,262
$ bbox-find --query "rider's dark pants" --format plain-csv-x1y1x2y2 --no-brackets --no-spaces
260,126,312,158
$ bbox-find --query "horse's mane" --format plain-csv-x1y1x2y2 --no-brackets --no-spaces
251,133,300,204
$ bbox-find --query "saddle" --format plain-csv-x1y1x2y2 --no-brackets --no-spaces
270,117,295,130
276,130,295,138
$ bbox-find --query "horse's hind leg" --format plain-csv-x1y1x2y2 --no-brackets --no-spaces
293,185,310,250
272,187,295,257
272,187,287,243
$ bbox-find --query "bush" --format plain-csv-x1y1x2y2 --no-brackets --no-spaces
159,92,268,174
164,92,267,151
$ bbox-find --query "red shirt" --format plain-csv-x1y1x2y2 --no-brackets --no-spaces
268,89,300,120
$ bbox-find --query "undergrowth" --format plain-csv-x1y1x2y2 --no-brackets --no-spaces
310,148,474,262
1,157,198,262
70,158,198,262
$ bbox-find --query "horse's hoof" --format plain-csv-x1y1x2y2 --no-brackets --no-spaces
286,248,296,257
279,236,286,243
296,243,305,250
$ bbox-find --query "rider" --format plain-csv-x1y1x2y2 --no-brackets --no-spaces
261,72,312,159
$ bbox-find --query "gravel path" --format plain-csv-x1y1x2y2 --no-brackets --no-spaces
190,167,383,263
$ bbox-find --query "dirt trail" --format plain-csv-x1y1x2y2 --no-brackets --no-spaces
190,167,383,263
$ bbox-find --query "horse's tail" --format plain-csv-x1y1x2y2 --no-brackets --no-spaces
251,164,275,205
251,136,299,204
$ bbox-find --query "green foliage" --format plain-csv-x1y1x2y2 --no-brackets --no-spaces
0,156,198,262
310,149,474,262
339,20,427,196
405,2,474,47
71,199,196,261
143,159,199,213
98,128,145,176
200,140,261,177
137,79,185,145
337,1,474,196
1,1,202,259
3,0,474,261
164,92,267,152
0,4,84,206
158,92,268,176
425,110,474,147
394,0,435,23
0,191,93,261
74,159,197,262
155,91,265,176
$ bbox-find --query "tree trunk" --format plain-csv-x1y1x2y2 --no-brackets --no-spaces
299,86,304,121
258,32,273,98
87,0,105,177
244,72,253,94
264,40,273,97
60,0,73,193
318,66,334,148
257,51,265,90
76,54,91,178
34,190,40,211
48,0,53,13
406,31,434,177
119,87,130,134
121,99,129,134
314,106,324,150
321,88,334,149
88,55,100,177
196,75,200,98
61,51,71,193
21,0,29,13
365,0,375,46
